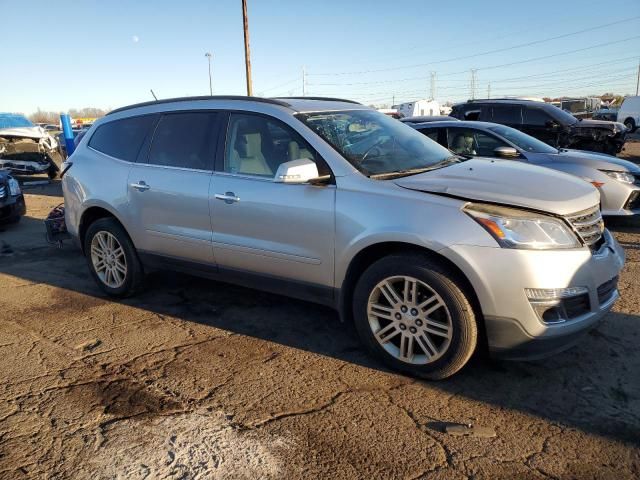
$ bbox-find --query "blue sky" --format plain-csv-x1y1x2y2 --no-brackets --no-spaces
2,0,639,114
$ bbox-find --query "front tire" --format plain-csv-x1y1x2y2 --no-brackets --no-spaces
84,217,144,297
623,118,636,133
352,254,478,380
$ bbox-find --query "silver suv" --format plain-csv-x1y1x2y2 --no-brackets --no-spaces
62,96,625,379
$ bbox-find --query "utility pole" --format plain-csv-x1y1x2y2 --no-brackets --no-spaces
302,66,306,96
392,95,395,106
430,71,436,100
487,82,491,99
636,58,639,96
470,69,477,100
241,0,253,96
204,52,213,95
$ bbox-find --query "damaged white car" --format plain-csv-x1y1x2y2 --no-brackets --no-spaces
0,113,60,178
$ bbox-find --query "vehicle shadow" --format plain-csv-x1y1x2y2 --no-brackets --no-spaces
0,241,638,447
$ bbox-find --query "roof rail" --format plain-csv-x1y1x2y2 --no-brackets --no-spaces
467,98,544,103
107,95,291,115
274,96,362,105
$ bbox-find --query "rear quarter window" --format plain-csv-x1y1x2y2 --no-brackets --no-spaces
88,115,157,162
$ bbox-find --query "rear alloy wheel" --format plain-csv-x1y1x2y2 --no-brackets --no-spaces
353,254,478,380
84,217,144,297
90,231,128,289
624,118,636,133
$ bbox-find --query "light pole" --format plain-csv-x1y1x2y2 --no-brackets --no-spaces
242,0,253,96
205,52,213,95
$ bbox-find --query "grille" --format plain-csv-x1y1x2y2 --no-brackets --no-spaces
0,185,6,199
564,205,604,248
597,276,618,305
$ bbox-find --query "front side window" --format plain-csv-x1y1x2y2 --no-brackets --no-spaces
89,115,157,162
297,109,456,178
487,124,558,154
447,128,507,157
224,113,325,177
523,108,553,127
148,112,218,170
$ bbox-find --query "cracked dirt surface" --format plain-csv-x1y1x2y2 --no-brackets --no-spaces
1,146,639,480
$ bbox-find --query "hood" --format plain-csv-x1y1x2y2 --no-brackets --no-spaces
553,149,640,173
393,158,600,216
0,126,47,140
572,119,626,132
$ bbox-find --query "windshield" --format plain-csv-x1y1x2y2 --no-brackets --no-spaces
0,113,34,129
487,124,558,154
547,104,578,125
297,109,456,177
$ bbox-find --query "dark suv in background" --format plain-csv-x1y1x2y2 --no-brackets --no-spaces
450,99,627,155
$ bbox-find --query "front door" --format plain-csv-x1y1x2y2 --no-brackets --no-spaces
127,111,220,264
210,112,335,289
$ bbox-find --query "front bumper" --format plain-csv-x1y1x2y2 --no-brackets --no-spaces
0,193,26,221
600,183,640,217
0,159,50,175
442,229,625,359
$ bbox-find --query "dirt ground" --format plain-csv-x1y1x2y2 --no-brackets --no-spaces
0,142,639,480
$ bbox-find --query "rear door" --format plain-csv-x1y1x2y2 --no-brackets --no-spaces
127,111,220,264
210,112,336,290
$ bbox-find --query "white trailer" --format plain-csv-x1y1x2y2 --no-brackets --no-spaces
395,99,440,118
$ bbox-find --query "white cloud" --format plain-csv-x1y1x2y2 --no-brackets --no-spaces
132,35,139,43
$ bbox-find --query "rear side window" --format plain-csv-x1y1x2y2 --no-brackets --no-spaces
491,106,522,124
417,128,440,143
88,115,156,162
148,112,218,170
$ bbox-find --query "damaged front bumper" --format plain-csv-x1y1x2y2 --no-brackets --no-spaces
0,135,59,177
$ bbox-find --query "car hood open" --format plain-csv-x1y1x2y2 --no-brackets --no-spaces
393,158,600,216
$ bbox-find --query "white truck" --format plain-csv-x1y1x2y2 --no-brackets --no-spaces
394,99,440,118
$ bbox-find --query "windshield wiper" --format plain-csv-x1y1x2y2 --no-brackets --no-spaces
369,156,462,180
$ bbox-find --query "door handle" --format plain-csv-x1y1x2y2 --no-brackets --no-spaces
130,181,150,192
214,192,240,204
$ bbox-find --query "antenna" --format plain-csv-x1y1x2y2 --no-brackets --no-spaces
150,89,158,100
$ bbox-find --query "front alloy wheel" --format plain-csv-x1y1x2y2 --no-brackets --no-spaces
368,276,452,365
353,254,478,380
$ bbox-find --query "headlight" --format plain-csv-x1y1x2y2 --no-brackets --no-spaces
8,177,21,196
464,203,581,250
601,170,635,184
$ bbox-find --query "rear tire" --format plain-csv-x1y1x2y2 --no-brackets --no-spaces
84,217,144,297
352,253,478,380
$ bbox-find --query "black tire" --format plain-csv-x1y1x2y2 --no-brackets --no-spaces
84,217,144,297
352,254,478,380
623,118,636,133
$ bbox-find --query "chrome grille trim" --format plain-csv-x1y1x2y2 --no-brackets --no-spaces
564,205,604,248
0,185,6,199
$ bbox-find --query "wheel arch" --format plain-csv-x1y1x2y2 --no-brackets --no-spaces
78,205,131,254
339,242,485,340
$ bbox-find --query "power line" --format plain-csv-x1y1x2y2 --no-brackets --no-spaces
259,77,300,94
309,17,640,76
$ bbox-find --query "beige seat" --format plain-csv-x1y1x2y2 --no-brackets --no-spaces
229,130,272,176
287,140,313,161
451,133,476,155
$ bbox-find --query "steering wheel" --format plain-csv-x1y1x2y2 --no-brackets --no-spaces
360,137,387,163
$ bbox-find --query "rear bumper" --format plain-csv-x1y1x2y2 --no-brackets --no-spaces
0,194,26,221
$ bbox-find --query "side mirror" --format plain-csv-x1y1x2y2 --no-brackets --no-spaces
274,158,319,184
493,146,520,159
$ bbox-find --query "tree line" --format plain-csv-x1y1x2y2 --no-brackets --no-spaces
28,107,108,124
